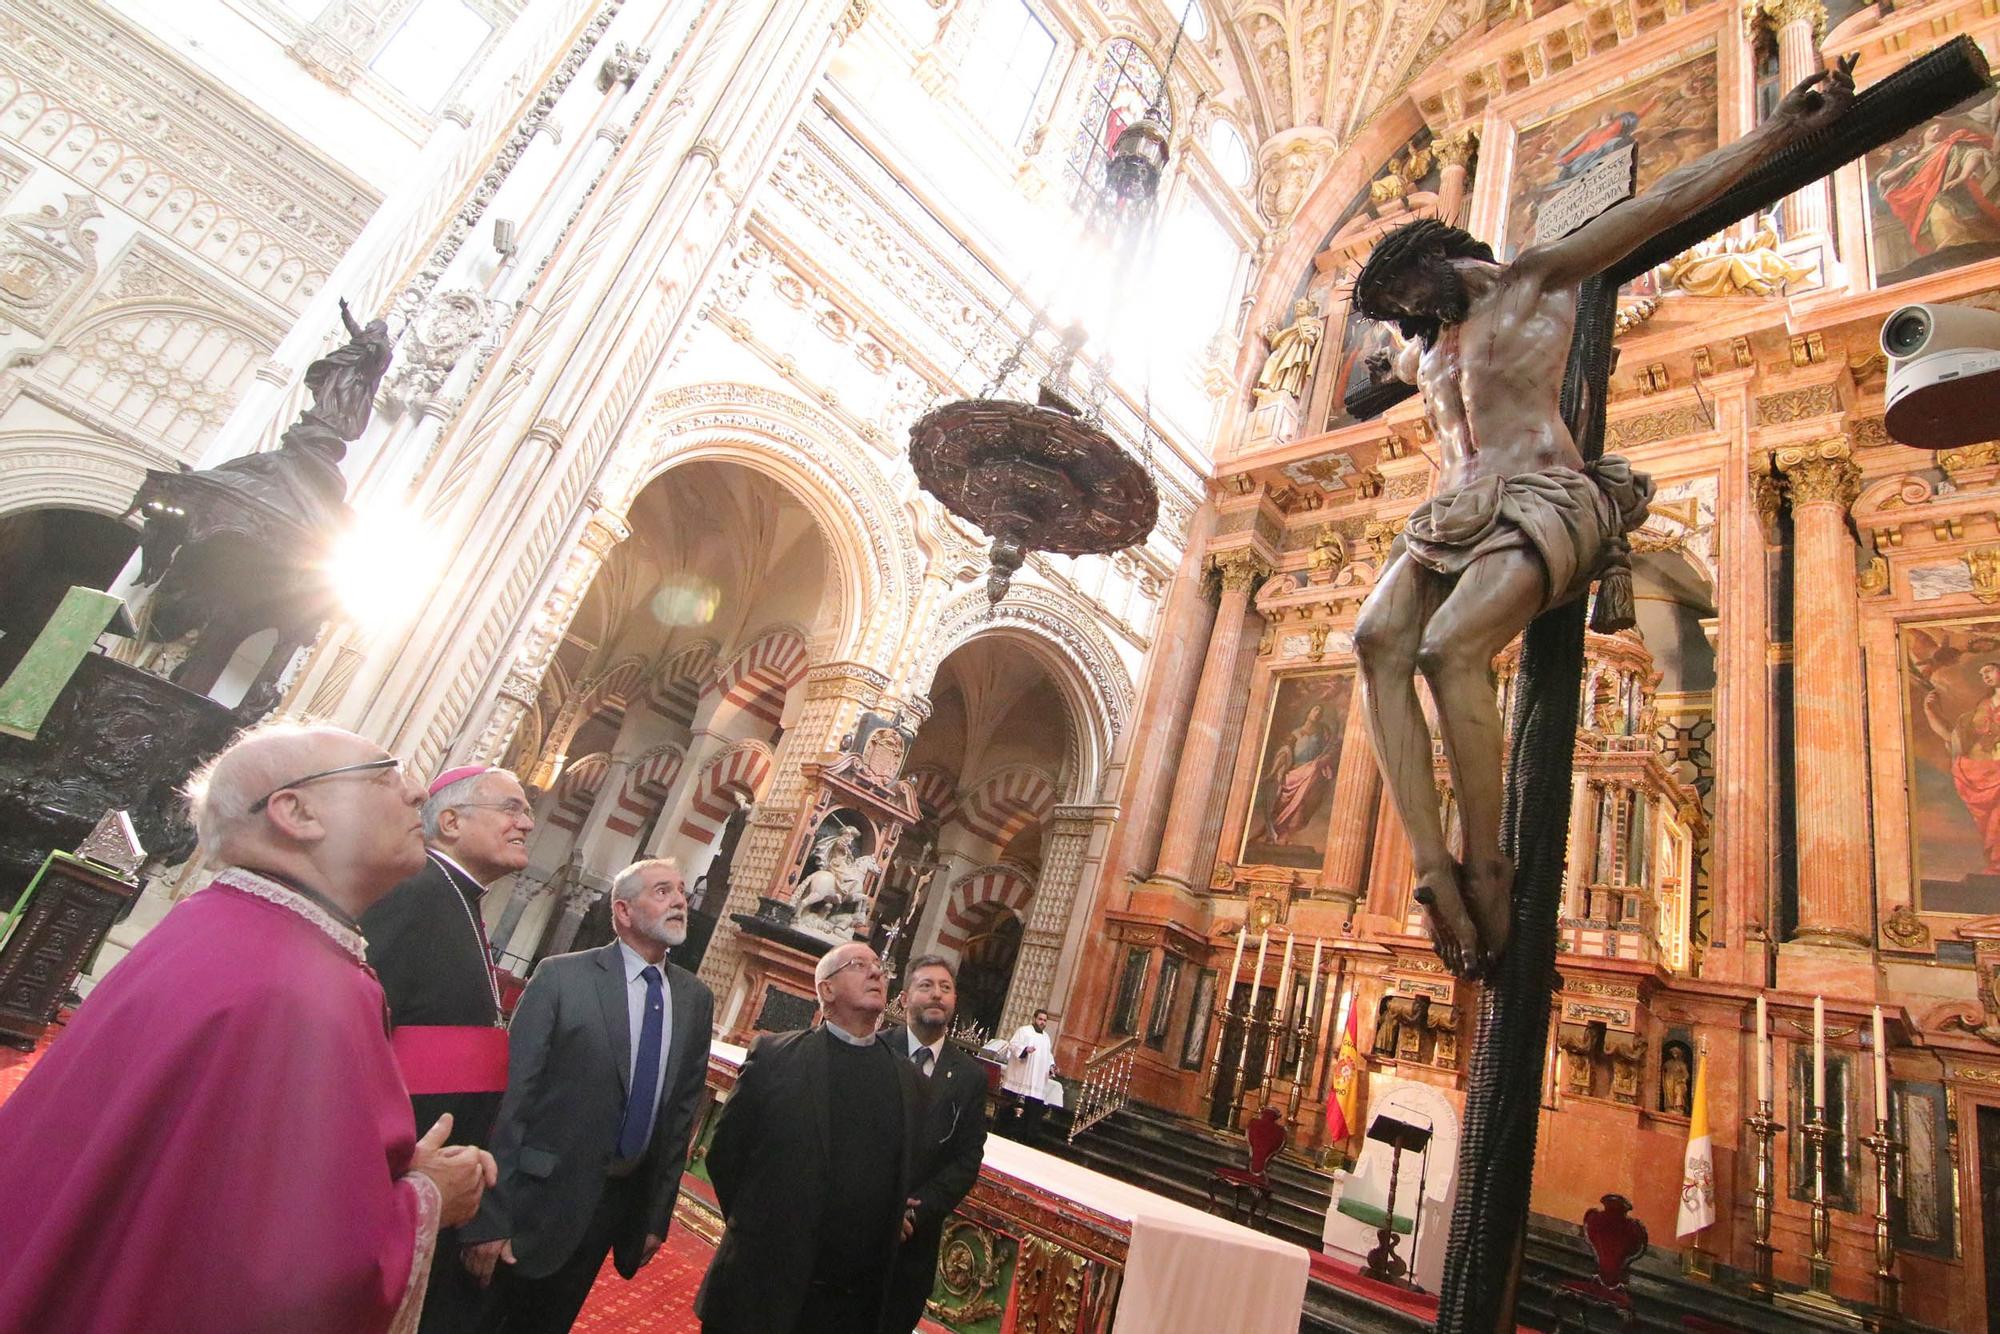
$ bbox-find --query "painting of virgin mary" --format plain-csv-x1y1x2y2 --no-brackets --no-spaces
1240,670,1355,869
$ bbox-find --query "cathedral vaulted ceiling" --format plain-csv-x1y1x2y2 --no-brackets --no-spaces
1228,0,1488,139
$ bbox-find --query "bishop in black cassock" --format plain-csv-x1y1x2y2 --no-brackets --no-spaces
362,763,536,1334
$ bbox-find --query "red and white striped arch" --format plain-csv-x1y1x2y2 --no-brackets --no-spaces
547,753,611,833
945,766,1055,849
705,627,808,736
674,739,776,847
935,864,1036,957
604,744,687,838
904,765,957,821
580,658,648,734
647,640,717,728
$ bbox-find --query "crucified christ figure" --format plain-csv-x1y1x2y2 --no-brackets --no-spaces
1351,60,1854,979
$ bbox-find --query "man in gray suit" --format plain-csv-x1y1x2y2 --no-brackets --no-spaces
461,858,713,1333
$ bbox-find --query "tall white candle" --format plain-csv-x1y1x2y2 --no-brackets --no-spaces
1756,994,1771,1106
1276,931,1297,1019
1304,936,1326,1024
1226,926,1247,1001
1813,995,1826,1113
1247,930,1270,1012
1873,1004,1889,1116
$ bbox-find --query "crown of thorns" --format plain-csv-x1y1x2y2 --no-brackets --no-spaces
1350,219,1495,321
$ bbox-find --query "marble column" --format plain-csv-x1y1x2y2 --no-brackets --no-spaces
1319,683,1382,903
1152,550,1270,888
1776,436,1871,948
1364,790,1415,925
1761,0,1833,242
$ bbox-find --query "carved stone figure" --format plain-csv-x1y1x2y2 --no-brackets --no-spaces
1661,1046,1691,1115
1347,65,1854,979
793,825,882,939
1256,298,1324,399
1658,220,1813,296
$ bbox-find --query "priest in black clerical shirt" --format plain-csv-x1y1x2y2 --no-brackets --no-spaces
696,942,924,1334
361,763,535,1334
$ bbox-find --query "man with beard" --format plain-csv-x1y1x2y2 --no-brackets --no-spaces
999,1009,1058,1142
1348,61,1854,979
461,859,713,1333
878,956,987,1333
363,765,535,1333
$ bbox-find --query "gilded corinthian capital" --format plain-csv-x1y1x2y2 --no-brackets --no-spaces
1434,129,1479,171
1757,0,1826,34
1775,436,1860,509
1207,548,1272,595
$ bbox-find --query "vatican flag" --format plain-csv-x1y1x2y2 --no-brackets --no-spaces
1675,1046,1716,1237
1325,999,1364,1146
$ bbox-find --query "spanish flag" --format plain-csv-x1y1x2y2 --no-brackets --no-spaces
1326,1000,1364,1145
1675,1046,1716,1237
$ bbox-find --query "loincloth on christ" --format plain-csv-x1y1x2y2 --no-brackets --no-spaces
1394,456,1655,629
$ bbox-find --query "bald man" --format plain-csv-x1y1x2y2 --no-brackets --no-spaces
0,722,495,1334
696,943,924,1334
364,764,534,1333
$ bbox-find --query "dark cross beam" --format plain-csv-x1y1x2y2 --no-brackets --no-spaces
1342,36,1992,1333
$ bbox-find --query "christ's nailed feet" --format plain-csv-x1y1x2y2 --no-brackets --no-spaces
1414,861,1481,979
1462,853,1515,978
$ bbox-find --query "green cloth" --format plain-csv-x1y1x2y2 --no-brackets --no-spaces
1336,1196,1414,1235
0,587,123,740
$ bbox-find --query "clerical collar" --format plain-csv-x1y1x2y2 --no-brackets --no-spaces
428,849,488,898
211,866,368,964
823,1019,877,1047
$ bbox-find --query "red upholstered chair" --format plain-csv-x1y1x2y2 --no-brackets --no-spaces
1553,1193,1648,1332
1206,1107,1287,1228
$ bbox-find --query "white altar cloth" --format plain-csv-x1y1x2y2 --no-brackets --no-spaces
982,1137,1310,1334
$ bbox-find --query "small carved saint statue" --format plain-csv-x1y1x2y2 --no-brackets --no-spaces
1347,61,1854,979
1255,297,1325,399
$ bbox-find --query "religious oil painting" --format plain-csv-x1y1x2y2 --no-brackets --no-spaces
1502,50,1720,258
1901,616,2000,914
1240,670,1355,870
1865,88,2000,287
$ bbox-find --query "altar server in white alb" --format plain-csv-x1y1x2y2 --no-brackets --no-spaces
999,1009,1058,1141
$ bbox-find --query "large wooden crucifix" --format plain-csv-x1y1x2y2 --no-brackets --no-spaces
1341,37,1991,1331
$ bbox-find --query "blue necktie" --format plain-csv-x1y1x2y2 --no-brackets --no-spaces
617,965,664,1159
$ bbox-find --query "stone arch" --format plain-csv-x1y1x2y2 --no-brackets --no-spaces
648,639,718,728
936,864,1037,957
675,739,777,847
0,431,162,517
706,624,809,736
605,743,688,838
632,383,919,665
947,764,1057,849
922,585,1132,802
578,656,649,734
905,764,958,821
548,752,610,834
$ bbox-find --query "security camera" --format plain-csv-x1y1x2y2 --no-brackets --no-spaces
1883,303,2000,450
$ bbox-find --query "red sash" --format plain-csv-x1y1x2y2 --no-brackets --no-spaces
391,1025,510,1095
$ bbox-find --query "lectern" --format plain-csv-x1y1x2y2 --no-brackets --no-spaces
1362,1113,1433,1285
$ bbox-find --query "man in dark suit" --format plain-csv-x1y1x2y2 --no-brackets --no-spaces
461,858,714,1334
362,764,535,1333
878,955,988,1334
696,941,924,1334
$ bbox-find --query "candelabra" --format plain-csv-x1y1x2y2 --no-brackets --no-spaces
1285,1017,1318,1122
1252,1009,1284,1113
1801,1116,1834,1294
1744,1100,1783,1292
1862,1118,1905,1318
1200,997,1239,1100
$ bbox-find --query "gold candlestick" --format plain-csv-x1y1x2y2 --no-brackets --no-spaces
1863,1118,1904,1318
1744,1100,1784,1293
1286,1021,1317,1122
1200,998,1237,1099
1802,1116,1833,1293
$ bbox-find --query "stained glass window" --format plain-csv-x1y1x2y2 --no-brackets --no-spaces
1063,39,1169,211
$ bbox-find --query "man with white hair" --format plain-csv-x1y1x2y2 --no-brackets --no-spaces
363,763,535,1332
696,942,923,1334
0,721,495,1334
460,859,713,1334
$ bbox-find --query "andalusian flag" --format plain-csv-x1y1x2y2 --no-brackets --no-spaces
1326,1000,1364,1145
1675,1046,1716,1237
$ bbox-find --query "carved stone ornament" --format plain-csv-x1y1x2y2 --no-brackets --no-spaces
1658,221,1813,298
1967,547,2000,604
1776,438,1860,509
0,193,99,336
379,288,492,415
1210,549,1272,596
1256,129,1337,229
1882,902,1932,950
